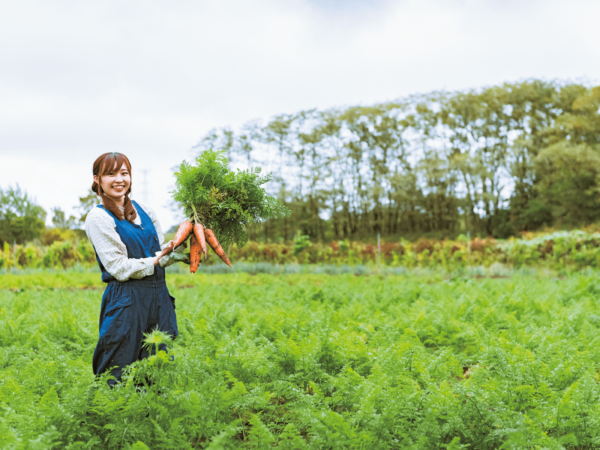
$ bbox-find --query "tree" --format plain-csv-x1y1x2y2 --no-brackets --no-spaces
0,186,46,244
508,81,589,230
531,86,600,227
533,144,600,226
184,80,600,241
77,189,99,223
51,207,79,230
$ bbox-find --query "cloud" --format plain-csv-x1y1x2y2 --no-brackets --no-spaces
0,0,598,229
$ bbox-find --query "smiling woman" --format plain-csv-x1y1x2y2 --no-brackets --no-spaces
85,152,190,387
91,152,137,223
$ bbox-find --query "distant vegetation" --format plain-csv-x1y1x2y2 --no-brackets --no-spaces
2,79,599,252
5,228,600,272
0,186,94,246
197,79,600,241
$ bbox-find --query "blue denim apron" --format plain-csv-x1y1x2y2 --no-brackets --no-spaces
92,200,177,386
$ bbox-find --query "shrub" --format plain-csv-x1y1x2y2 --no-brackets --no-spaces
8,229,600,271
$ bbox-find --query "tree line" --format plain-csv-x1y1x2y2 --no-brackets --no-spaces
192,80,600,241
0,187,95,245
3,79,599,246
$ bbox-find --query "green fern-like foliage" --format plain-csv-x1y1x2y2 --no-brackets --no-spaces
172,150,290,248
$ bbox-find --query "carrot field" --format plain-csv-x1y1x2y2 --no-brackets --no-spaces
2,270,600,449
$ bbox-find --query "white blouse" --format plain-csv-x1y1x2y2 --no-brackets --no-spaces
85,201,177,282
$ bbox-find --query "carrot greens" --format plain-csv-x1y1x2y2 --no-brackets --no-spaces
172,150,290,248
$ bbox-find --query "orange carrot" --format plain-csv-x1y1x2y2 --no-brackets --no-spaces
204,229,232,268
189,234,202,273
157,220,193,260
172,220,193,247
193,222,208,258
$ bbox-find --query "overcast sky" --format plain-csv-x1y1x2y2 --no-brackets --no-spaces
1,0,598,230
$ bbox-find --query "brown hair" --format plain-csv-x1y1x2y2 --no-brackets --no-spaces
92,152,137,223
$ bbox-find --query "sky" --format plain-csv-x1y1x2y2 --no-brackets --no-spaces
0,0,599,230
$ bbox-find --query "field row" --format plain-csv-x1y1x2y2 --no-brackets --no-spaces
5,229,600,271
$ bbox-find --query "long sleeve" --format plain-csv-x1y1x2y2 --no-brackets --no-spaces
85,207,156,282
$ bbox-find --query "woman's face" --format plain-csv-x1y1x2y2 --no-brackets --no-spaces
94,163,131,205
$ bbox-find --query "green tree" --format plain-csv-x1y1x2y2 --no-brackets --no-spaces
185,80,600,241
76,188,98,223
508,81,589,230
534,144,600,226
51,207,78,230
532,86,600,227
0,186,46,244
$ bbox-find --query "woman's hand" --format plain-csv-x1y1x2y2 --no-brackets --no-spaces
153,240,190,267
154,240,174,266
171,241,190,265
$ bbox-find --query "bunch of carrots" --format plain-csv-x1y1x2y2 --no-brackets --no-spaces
158,206,234,274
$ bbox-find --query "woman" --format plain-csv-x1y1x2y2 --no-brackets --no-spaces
85,152,188,387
